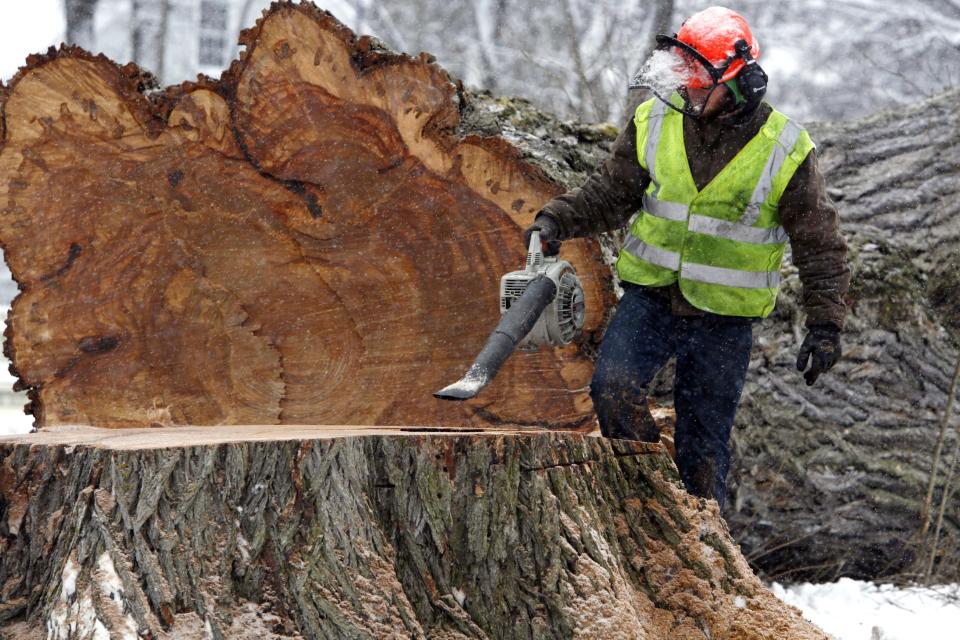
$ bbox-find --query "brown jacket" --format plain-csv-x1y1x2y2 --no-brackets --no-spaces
540,102,850,329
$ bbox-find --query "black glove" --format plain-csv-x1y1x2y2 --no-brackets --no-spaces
796,324,842,386
522,214,562,256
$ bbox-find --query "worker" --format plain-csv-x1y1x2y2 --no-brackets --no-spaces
523,7,849,509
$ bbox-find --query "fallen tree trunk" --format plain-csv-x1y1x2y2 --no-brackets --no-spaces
462,83,960,584
0,427,827,640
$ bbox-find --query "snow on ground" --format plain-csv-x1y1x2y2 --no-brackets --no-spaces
771,578,960,640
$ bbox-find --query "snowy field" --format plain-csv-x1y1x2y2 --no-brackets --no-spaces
0,0,63,81
0,408,33,435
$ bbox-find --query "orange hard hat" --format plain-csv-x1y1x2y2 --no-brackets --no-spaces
676,7,760,88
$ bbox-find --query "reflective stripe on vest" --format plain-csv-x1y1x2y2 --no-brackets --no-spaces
622,235,681,270
642,193,689,222
616,97,814,317
622,235,782,289
645,99,667,186
742,119,805,226
687,213,788,245
682,262,781,289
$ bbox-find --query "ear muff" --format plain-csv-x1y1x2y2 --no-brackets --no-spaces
733,39,767,110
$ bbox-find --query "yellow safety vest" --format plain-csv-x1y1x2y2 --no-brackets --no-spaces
616,96,814,318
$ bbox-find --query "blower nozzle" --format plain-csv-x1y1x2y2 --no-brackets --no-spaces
434,275,557,401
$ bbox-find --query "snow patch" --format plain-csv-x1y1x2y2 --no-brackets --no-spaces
771,578,960,640
95,552,139,639
237,529,251,563
92,619,111,640
61,555,80,601
96,552,124,603
46,552,141,640
452,587,466,606
47,555,99,640
0,408,34,436
0,0,64,82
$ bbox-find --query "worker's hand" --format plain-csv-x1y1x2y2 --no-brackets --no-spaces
522,214,562,256
796,324,841,386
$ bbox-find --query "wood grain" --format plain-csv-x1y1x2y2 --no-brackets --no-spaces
0,3,614,429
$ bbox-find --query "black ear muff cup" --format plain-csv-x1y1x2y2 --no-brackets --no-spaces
734,39,768,111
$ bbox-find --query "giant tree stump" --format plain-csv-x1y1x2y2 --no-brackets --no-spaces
0,2,613,430
0,428,828,640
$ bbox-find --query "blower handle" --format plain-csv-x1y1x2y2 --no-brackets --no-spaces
525,229,560,274
526,229,545,272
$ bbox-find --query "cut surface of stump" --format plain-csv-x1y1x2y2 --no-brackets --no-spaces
0,2,613,429
0,428,828,640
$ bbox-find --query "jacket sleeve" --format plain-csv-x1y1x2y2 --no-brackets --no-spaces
538,117,651,240
779,150,851,330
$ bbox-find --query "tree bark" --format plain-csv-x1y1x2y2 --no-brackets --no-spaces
0,3,613,431
0,426,827,640
63,0,99,47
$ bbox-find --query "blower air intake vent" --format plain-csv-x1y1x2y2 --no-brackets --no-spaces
501,276,532,311
556,272,586,343
525,250,544,271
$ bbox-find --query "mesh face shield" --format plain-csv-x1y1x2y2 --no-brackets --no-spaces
629,35,731,118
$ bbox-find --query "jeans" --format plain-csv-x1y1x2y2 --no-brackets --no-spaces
590,283,754,508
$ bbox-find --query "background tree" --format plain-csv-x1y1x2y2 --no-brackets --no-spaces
63,0,99,46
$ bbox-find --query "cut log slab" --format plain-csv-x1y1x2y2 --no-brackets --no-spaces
0,428,827,640
0,2,613,429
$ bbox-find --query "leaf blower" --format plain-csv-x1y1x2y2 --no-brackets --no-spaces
434,231,585,401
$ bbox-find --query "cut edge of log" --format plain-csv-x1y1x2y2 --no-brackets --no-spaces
0,423,607,450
